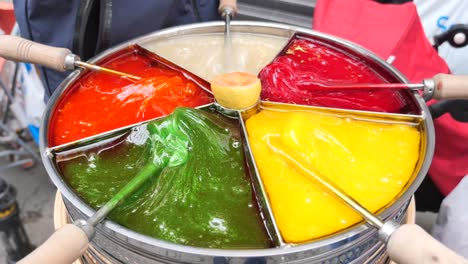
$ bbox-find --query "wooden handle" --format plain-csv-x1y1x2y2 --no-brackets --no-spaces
433,74,468,100
387,224,468,264
0,35,73,72
18,224,89,264
219,0,238,16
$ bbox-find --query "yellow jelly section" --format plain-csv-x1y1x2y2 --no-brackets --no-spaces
245,109,421,243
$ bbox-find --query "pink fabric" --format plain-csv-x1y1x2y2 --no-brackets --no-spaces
0,3,15,71
314,0,468,195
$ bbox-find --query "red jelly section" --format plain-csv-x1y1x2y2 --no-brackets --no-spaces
49,46,213,147
260,37,420,114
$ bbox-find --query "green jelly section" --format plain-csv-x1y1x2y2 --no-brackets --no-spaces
59,107,272,249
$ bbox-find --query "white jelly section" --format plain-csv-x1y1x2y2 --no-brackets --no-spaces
143,33,289,82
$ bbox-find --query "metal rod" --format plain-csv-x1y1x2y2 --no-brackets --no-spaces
266,136,384,229
0,123,40,162
74,61,142,81
223,9,233,73
316,83,425,90
224,11,232,45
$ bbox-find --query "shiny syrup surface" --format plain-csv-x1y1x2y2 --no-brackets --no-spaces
49,46,213,147
260,37,420,114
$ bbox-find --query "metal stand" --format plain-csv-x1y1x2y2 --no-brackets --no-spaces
0,63,40,171
0,178,34,263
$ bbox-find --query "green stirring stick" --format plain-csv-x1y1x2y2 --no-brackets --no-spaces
19,118,189,264
88,117,189,227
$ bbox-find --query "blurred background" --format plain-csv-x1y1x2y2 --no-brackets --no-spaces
2,0,467,263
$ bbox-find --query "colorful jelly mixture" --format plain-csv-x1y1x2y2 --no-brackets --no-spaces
259,37,420,114
49,46,213,147
58,107,272,249
245,107,421,243
145,33,288,82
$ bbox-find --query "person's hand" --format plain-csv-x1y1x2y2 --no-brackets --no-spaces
218,0,238,17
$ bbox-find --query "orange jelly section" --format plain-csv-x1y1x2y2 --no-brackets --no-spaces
245,108,421,243
49,46,213,147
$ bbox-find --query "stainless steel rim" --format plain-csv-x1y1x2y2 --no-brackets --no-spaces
40,21,435,259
